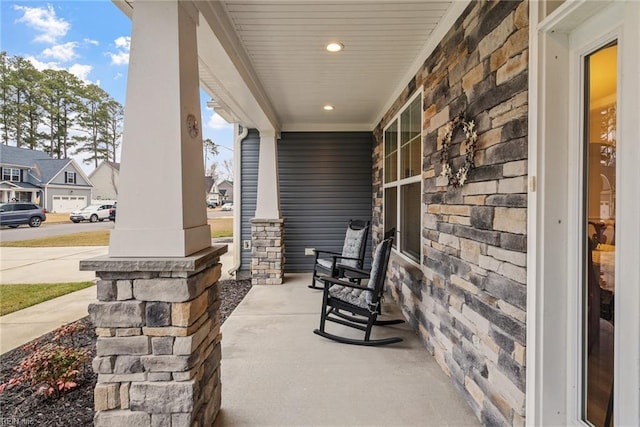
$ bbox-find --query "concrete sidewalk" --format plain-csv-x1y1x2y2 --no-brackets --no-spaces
0,243,234,354
0,246,109,284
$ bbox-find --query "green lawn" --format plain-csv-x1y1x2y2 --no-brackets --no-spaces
0,230,111,247
0,282,94,316
0,218,233,247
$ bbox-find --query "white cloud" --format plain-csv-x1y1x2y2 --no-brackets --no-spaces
84,38,99,46
41,41,78,62
114,36,130,50
26,56,61,71
26,56,93,83
14,4,69,44
107,36,131,65
108,51,129,66
114,72,124,80
68,64,93,83
207,113,231,130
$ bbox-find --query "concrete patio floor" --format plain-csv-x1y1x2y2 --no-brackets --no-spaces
214,273,479,426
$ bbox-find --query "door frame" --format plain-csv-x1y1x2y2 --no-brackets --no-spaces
528,1,640,425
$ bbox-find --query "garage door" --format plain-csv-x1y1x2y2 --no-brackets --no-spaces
52,196,86,213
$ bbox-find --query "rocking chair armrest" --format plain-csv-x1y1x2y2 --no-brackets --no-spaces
317,275,374,292
331,255,362,262
314,249,342,257
335,264,370,278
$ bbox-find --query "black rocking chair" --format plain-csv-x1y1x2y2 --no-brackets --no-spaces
313,237,404,346
309,219,370,289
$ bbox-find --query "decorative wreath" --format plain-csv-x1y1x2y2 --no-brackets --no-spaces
439,114,478,188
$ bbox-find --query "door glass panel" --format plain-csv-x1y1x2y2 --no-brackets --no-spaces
583,42,616,427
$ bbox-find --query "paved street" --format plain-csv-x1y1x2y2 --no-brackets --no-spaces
207,209,233,219
0,221,113,242
0,209,231,243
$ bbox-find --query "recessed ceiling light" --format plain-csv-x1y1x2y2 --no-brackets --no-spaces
326,42,344,53
323,105,335,111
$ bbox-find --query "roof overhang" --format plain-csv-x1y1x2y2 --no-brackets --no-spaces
113,0,470,133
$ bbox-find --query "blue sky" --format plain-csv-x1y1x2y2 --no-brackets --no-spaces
1,1,234,177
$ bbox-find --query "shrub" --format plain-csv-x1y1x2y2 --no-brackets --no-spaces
0,322,90,398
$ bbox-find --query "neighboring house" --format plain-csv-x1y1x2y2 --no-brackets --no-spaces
0,145,93,212
99,2,639,426
204,177,233,204
204,175,218,203
88,161,120,201
217,180,233,204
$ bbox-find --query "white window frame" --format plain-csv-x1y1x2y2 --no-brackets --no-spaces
3,168,20,182
383,89,423,266
65,171,77,184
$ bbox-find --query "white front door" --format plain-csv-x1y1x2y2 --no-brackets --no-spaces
531,1,640,425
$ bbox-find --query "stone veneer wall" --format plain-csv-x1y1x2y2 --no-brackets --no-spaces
251,218,285,285
82,246,226,427
372,1,528,426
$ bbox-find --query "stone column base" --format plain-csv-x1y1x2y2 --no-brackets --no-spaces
250,218,285,285
80,245,227,427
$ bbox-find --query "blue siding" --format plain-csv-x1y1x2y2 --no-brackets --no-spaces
239,130,260,274
278,132,373,272
238,131,373,273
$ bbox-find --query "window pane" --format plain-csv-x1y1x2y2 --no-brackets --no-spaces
384,187,397,246
385,121,398,183
385,152,397,183
401,108,411,145
385,121,397,154
401,182,421,262
3,168,20,181
583,42,616,427
401,143,411,178
401,96,421,179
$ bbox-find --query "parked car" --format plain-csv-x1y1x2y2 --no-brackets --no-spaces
70,204,113,223
0,202,46,228
207,200,218,208
109,202,117,222
221,203,233,211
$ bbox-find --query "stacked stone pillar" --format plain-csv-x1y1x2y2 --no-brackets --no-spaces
81,245,227,427
250,218,285,285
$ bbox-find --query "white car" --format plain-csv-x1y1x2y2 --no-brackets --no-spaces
221,203,233,211
70,204,113,223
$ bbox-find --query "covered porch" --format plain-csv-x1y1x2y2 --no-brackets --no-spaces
88,0,513,425
215,273,478,426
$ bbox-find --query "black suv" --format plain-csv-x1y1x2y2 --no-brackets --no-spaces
0,202,47,228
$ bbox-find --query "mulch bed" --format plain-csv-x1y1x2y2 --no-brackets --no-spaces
0,279,252,427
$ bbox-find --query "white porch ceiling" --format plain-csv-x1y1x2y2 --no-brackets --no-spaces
116,0,466,132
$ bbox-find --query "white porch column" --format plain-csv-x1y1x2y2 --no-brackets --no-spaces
254,131,280,219
109,0,209,257
251,131,284,284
